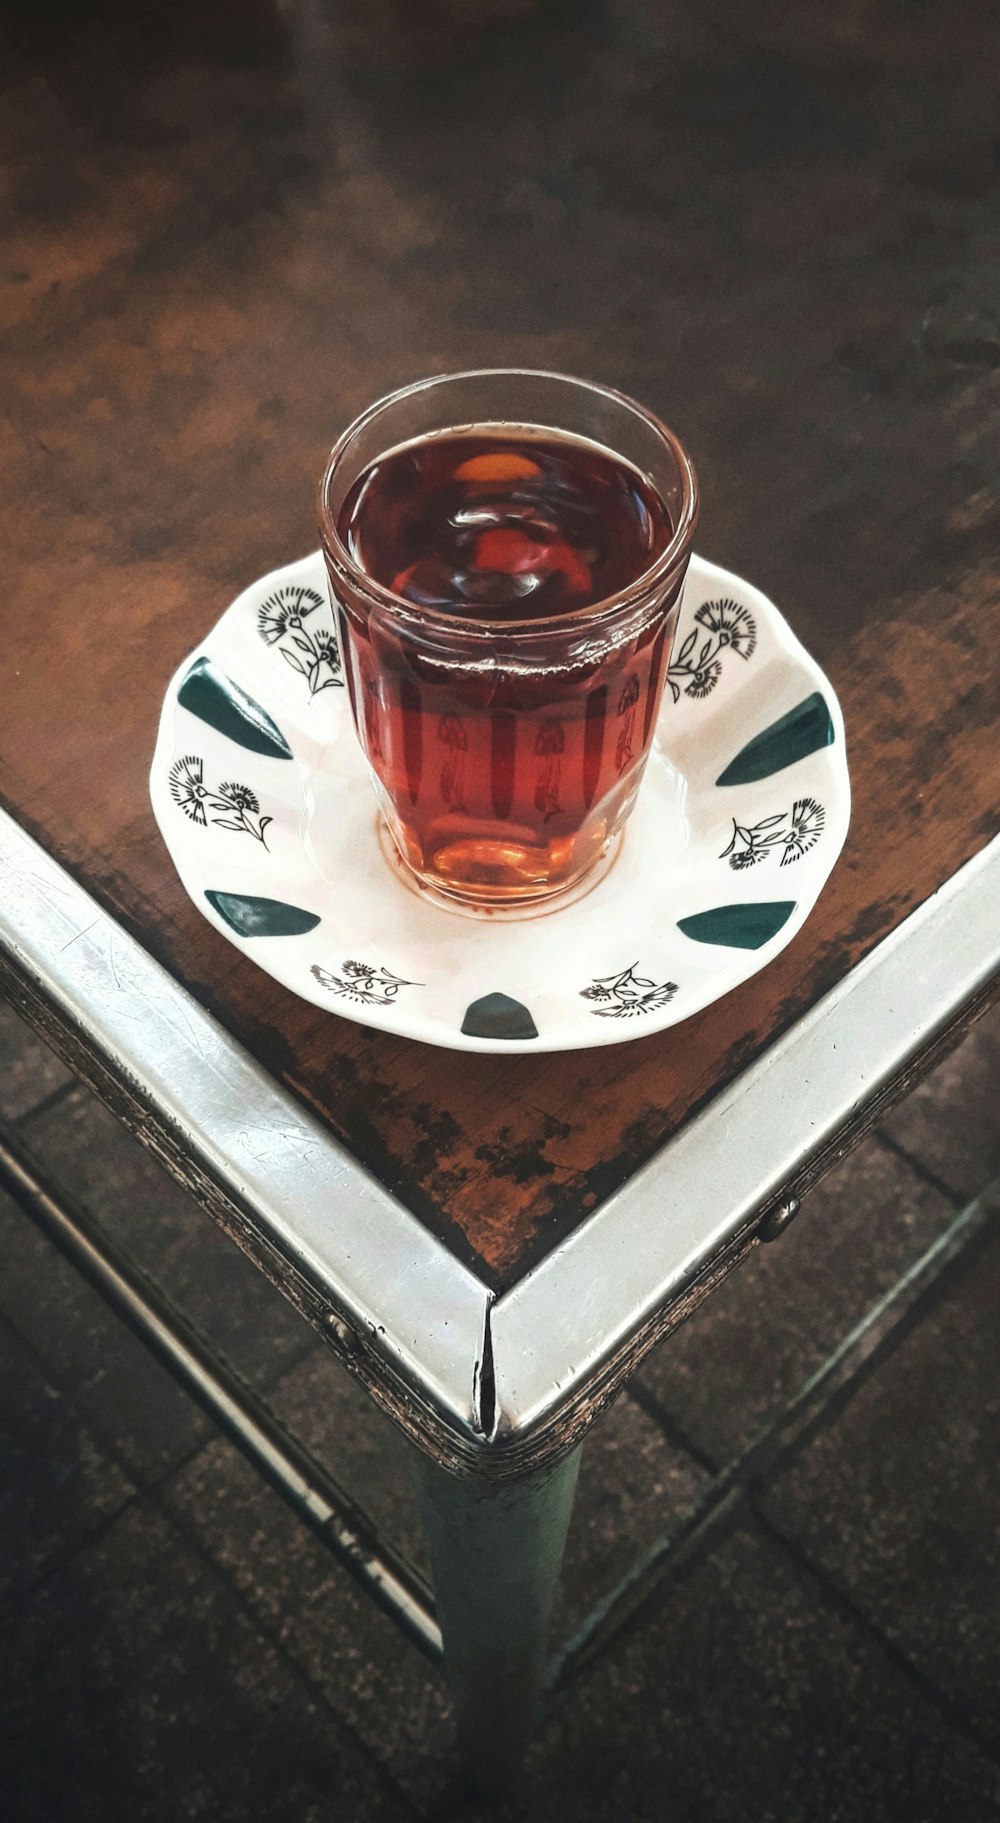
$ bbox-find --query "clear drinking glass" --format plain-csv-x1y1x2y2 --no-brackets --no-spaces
318,370,698,908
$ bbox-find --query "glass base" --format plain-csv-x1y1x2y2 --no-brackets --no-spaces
377,816,625,922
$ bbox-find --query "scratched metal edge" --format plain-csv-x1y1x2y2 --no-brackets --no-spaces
0,807,492,1465
486,832,1000,1471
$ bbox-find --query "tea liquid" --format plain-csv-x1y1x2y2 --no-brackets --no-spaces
335,428,676,902
339,429,671,618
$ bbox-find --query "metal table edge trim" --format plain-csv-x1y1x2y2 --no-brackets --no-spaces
0,808,491,1465
487,831,1000,1468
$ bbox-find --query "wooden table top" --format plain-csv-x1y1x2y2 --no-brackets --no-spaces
2,2,998,1288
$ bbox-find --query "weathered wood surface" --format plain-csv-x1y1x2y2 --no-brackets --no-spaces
1,1,998,1284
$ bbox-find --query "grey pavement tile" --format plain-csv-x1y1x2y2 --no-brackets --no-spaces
0,1182,210,1483
0,996,73,1122
637,1137,957,1464
162,1423,458,1815
0,1498,414,1823
763,1222,1000,1752
21,1086,311,1390
247,1342,428,1569
468,1524,1000,1823
0,1315,135,1604
162,1347,706,1812
553,1390,707,1638
882,1001,1000,1202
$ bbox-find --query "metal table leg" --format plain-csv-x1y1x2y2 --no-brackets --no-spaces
413,1446,582,1799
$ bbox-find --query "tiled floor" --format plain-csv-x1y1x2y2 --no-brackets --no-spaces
0,996,998,1821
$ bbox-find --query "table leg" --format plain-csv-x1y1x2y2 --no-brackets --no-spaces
412,1445,582,1799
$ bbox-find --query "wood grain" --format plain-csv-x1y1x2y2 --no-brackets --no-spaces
1,0,998,1284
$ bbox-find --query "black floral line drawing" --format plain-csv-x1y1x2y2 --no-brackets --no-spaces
721,796,826,870
668,598,757,702
311,960,420,1007
580,963,678,1018
257,584,344,694
169,755,272,846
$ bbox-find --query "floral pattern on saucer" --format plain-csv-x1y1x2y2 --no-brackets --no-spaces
721,797,826,870
169,756,272,846
257,581,344,695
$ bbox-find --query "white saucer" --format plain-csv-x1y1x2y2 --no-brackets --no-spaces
150,552,850,1053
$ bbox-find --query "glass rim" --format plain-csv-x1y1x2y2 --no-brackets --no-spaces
317,367,699,639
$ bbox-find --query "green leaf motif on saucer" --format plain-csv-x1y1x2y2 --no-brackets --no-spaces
716,693,834,786
677,902,796,950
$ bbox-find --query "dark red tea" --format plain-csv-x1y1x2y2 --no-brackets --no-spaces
339,430,671,619
334,428,677,903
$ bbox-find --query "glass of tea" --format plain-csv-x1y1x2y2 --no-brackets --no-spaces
318,370,698,909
